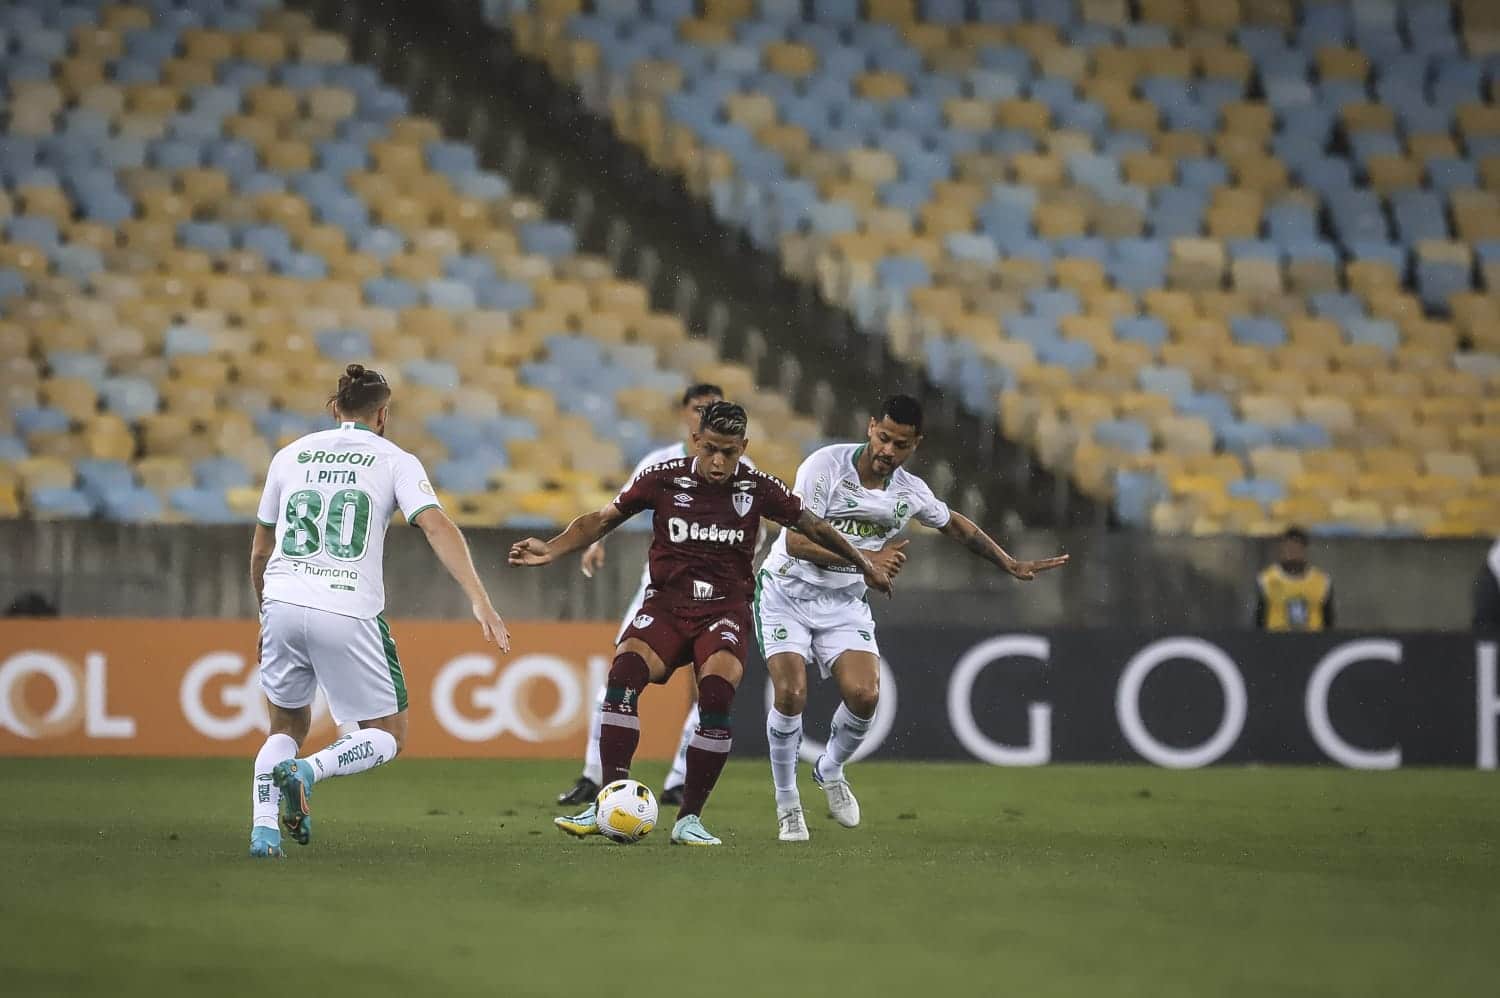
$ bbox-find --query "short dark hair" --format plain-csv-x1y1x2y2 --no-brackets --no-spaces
699,400,748,437
682,383,724,407
328,363,391,418
878,394,924,434
1282,526,1310,545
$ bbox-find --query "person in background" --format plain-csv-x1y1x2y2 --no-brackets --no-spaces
1474,537,1500,633
1254,527,1335,632
6,591,59,617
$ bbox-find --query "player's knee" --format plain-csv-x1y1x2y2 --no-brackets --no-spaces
845,682,879,718
609,651,650,691
773,682,806,716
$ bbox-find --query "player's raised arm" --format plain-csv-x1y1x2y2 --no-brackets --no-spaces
793,508,894,595
785,529,908,578
414,508,511,650
939,511,1069,581
510,503,628,567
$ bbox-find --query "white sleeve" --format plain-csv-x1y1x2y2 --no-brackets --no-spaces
394,451,442,523
913,478,952,529
255,452,284,527
793,449,836,518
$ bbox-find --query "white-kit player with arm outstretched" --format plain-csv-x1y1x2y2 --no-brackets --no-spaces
247,363,510,858
757,395,1069,842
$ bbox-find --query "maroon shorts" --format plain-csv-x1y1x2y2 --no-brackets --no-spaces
619,596,752,676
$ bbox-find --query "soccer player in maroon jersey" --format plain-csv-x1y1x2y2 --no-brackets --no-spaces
509,401,892,845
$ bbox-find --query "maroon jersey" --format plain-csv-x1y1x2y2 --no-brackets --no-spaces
613,457,802,607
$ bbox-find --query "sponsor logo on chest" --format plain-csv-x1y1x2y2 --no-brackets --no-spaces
667,517,747,546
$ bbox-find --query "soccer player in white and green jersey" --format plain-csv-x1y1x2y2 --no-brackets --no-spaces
756,395,1068,841
247,363,510,858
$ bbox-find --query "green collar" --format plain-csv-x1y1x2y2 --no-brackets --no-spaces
851,444,892,490
341,421,375,433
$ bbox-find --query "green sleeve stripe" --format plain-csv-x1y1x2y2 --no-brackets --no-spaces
405,503,440,525
256,518,276,528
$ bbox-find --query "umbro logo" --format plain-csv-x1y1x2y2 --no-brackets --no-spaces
673,493,694,507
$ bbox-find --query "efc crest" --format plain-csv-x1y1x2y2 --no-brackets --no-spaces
732,492,753,517
632,614,654,629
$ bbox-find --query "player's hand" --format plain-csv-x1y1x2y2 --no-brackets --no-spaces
508,537,554,567
861,558,895,596
580,542,606,578
869,539,909,579
1005,553,1070,581
473,601,511,652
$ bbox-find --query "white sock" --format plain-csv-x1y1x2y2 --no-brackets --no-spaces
822,702,872,783
305,728,399,783
252,732,297,831
663,703,698,792
582,683,605,785
766,708,803,809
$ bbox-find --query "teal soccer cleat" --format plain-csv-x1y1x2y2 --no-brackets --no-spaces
554,803,601,838
669,814,722,846
248,826,284,859
271,759,315,846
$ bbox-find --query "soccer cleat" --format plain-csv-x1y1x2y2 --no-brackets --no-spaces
812,755,861,828
248,826,285,859
554,803,601,838
670,814,722,846
658,785,685,807
556,776,599,807
271,758,315,846
777,806,810,842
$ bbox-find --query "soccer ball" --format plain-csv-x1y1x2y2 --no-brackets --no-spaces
595,779,658,844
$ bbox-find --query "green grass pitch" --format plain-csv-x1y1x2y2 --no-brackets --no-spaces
1,758,1495,997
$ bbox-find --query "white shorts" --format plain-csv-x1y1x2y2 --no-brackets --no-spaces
259,600,407,725
754,572,878,679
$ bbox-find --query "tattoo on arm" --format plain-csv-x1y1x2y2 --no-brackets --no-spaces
786,527,857,568
797,510,870,571
942,512,1014,572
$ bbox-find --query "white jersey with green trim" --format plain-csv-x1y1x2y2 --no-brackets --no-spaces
622,442,755,591
761,443,951,601
257,420,441,619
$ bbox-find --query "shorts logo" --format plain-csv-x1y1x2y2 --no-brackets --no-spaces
674,493,694,507
732,492,753,517
632,614,654,629
720,631,739,646
692,580,716,600
858,630,871,641
772,625,788,640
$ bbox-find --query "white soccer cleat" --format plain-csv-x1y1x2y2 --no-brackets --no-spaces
813,755,861,828
777,805,810,842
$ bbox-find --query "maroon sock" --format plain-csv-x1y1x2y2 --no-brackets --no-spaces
598,651,649,785
678,674,735,820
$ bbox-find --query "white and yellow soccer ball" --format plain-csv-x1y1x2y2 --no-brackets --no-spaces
595,779,658,844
